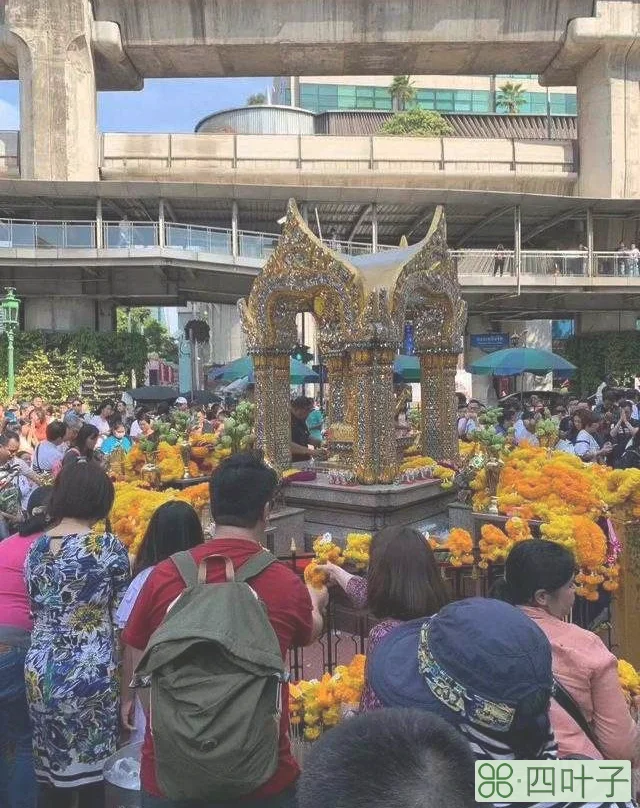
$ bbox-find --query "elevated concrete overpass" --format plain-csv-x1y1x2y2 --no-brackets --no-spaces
5,214,640,330
0,0,638,198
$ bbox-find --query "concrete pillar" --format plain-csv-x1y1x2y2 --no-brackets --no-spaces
96,198,103,249
23,298,113,331
586,208,594,275
514,205,522,290
577,43,640,198
371,204,378,253
231,201,239,258
6,0,99,180
159,199,166,248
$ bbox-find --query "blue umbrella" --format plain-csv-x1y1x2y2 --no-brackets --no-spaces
469,347,576,377
209,356,319,384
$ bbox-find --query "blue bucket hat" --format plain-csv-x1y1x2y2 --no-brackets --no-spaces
369,598,553,733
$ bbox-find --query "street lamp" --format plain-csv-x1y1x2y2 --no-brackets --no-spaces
1,288,20,399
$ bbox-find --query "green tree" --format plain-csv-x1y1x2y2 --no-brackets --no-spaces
496,82,527,115
144,319,179,363
116,307,151,334
388,75,416,111
247,93,267,106
380,109,454,137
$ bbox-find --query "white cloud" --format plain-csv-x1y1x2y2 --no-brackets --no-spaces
0,98,19,130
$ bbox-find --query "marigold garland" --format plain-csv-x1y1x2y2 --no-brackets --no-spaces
342,532,373,571
110,481,209,555
442,528,474,567
289,655,366,741
479,523,512,567
618,659,640,707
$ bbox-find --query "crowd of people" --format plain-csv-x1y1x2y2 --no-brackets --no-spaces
0,394,235,539
457,386,640,468
0,384,639,808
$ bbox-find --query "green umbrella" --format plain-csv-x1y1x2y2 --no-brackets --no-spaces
209,356,319,385
469,347,576,377
393,354,420,382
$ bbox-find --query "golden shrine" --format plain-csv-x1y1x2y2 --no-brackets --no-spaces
239,199,467,485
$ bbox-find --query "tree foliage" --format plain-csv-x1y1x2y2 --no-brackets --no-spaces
380,108,454,137
247,93,267,106
496,82,527,115
388,75,416,111
13,349,117,403
116,307,178,363
563,332,640,395
0,329,148,397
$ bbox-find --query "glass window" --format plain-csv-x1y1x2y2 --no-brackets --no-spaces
374,87,391,100
550,93,577,115
374,97,393,110
356,87,374,100
471,91,492,113
338,85,356,97
318,84,338,99
552,319,575,340
338,95,355,109
521,91,548,114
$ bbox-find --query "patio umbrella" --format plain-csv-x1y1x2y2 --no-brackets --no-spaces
469,347,577,377
393,354,420,382
209,356,319,385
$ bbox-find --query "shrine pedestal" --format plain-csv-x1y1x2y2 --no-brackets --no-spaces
284,474,454,546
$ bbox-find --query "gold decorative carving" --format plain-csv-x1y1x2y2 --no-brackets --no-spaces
238,200,466,482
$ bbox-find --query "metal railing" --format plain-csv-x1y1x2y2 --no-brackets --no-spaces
594,250,640,278
0,217,638,283
166,223,232,254
450,250,596,278
0,219,96,249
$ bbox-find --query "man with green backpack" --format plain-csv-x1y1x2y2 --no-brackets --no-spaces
122,453,328,807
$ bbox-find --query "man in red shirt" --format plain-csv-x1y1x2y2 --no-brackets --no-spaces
123,453,328,808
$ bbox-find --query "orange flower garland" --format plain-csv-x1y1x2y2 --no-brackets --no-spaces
442,528,474,567
479,523,512,567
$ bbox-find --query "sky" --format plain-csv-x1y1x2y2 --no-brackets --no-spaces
0,77,273,133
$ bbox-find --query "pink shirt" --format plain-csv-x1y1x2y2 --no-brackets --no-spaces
520,606,638,761
0,531,41,632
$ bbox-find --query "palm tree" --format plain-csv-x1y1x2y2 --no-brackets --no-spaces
496,82,527,115
246,93,267,106
388,76,416,112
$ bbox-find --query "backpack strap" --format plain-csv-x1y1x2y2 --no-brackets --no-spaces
553,679,604,757
235,549,277,583
172,550,199,588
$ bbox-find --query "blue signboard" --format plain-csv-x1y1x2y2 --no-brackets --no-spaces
470,333,510,353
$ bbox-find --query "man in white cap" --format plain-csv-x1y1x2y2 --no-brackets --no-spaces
175,396,189,412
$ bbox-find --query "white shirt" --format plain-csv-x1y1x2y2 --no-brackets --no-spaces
90,415,111,436
129,420,143,439
574,429,600,459
32,440,64,473
513,420,539,447
115,566,154,745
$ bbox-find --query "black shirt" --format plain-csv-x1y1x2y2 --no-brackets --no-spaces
291,415,311,461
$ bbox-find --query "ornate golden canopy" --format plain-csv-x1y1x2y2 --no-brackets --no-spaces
240,199,467,483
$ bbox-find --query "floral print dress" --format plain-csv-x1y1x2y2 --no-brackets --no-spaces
24,531,130,788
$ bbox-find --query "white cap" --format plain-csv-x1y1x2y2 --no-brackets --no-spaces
175,396,188,405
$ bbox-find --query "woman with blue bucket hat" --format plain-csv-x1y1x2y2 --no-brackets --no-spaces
369,598,635,808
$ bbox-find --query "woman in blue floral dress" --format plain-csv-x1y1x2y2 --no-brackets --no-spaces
24,462,130,808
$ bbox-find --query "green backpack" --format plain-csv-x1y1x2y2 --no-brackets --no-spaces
135,547,286,802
